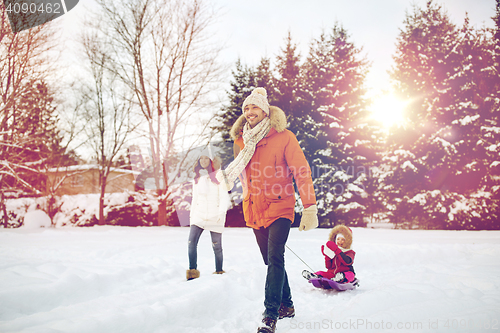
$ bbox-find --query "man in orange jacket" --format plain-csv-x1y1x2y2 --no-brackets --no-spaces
217,87,318,333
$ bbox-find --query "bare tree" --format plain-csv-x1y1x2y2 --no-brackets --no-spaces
87,0,225,225
0,4,62,225
77,32,139,225
1,5,56,185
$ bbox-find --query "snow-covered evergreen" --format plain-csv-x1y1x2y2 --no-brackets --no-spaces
300,25,374,226
382,0,500,229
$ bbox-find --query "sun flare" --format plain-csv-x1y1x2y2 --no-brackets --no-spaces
369,94,408,128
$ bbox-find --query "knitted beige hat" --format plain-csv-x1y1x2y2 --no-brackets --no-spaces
242,87,270,115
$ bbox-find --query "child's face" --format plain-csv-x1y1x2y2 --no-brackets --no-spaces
199,155,210,169
336,236,345,248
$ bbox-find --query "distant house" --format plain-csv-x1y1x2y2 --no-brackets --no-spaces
46,165,140,196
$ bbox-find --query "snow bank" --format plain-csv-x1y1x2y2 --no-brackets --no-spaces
2,192,165,228
23,210,51,229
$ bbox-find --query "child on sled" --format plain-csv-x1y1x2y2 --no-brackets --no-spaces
303,224,356,283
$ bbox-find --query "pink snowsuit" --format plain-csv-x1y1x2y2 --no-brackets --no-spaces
315,240,356,282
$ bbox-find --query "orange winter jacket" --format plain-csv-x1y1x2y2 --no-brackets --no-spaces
231,106,316,229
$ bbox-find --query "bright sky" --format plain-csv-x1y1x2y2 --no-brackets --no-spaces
60,0,495,96
210,0,496,95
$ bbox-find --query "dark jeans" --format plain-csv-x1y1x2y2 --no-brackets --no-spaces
188,224,223,272
253,218,292,320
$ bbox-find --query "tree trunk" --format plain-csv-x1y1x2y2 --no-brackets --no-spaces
158,194,166,226
157,159,170,226
99,175,107,225
0,189,8,227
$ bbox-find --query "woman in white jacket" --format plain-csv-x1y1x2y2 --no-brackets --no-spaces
187,154,230,280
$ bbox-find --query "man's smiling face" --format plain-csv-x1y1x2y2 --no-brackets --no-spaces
244,104,267,128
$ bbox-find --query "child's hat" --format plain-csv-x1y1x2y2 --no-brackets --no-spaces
329,225,353,249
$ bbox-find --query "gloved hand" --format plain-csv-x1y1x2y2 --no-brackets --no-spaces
299,204,318,231
321,241,341,259
216,170,234,191
326,241,342,255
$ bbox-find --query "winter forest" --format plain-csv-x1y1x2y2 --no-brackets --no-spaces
1,0,500,231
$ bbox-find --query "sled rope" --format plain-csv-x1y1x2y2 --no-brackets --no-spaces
285,244,315,272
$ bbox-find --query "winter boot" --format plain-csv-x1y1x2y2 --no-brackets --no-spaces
186,269,200,280
213,270,225,275
278,304,295,319
257,317,276,333
333,272,346,283
302,270,320,280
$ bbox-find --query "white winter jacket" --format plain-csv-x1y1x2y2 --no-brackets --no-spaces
190,170,230,233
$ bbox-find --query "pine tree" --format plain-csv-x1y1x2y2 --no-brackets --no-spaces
437,14,500,229
385,0,500,229
274,32,305,134
302,25,371,226
456,6,500,229
0,81,75,194
384,1,461,228
255,57,275,101
485,0,500,229
493,0,500,77
390,1,459,144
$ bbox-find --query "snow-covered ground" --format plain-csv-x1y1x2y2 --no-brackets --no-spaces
1,226,499,333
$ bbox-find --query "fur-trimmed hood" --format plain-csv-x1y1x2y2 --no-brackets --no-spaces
230,105,287,141
328,225,353,250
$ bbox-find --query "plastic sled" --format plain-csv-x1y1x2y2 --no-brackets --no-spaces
308,277,359,291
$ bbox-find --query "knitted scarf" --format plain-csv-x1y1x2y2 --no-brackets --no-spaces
217,117,271,188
